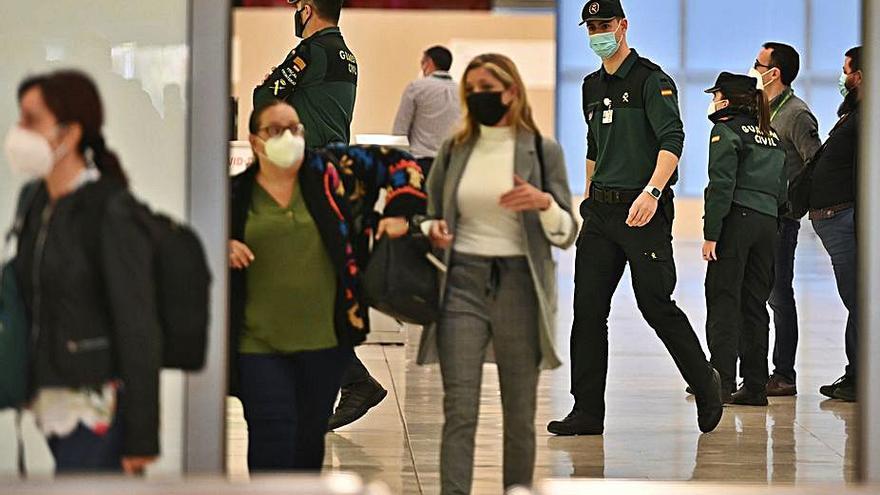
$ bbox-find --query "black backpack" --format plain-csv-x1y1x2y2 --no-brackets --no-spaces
132,204,211,371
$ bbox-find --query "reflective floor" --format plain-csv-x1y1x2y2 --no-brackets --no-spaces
227,225,857,493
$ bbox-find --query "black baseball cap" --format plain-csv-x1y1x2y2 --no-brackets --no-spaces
579,0,626,25
705,72,759,95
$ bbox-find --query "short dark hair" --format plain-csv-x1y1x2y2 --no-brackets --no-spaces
424,46,453,71
249,99,290,135
307,0,343,24
846,46,863,72
763,42,800,86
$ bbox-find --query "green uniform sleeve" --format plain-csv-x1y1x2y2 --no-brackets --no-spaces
584,81,598,162
253,41,326,108
704,125,741,242
643,73,685,159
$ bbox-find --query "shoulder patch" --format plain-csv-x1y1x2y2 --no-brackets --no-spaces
292,56,307,72
711,135,721,143
661,88,674,97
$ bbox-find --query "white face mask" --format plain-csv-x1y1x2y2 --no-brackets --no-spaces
747,67,768,91
707,99,728,118
262,129,305,169
3,126,62,179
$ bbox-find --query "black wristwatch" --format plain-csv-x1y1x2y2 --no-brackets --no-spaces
643,186,662,200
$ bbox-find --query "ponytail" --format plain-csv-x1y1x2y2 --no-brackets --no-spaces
755,90,772,136
86,135,129,187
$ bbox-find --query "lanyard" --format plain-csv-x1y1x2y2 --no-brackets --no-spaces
770,91,793,122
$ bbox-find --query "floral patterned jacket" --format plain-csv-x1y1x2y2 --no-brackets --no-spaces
228,144,426,395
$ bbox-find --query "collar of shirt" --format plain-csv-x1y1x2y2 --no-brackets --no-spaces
431,71,453,80
600,49,639,80
309,26,341,40
770,87,794,113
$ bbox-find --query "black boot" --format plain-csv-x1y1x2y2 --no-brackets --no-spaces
547,409,604,436
695,368,724,433
327,377,388,431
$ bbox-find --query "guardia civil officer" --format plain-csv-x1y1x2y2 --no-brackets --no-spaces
253,0,358,149
548,0,723,436
254,0,388,431
702,72,787,407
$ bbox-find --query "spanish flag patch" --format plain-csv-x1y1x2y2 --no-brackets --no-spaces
293,57,307,71
661,88,674,97
711,135,721,143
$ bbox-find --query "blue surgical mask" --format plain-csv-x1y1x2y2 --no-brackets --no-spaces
589,23,622,60
839,72,850,97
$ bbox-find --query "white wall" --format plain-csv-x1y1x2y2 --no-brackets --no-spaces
232,8,556,142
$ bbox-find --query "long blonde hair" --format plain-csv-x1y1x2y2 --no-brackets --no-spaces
453,53,540,145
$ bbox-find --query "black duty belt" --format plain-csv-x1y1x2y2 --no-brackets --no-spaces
809,202,854,221
590,186,643,205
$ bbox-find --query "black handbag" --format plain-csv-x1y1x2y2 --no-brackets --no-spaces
362,234,442,325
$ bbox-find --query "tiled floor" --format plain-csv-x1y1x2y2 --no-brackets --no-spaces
227,228,857,493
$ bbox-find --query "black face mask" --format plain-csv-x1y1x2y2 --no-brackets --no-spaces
466,91,510,127
294,7,312,38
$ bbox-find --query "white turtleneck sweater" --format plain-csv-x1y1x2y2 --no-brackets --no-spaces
449,125,572,257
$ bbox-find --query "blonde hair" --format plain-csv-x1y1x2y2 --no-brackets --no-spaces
453,53,540,145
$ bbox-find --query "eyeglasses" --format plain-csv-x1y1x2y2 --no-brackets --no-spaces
753,59,774,71
259,123,305,138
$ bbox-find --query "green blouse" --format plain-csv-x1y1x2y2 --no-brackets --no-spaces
240,180,338,354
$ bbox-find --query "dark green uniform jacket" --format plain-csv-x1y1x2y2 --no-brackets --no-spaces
703,110,787,241
253,27,358,148
583,49,685,190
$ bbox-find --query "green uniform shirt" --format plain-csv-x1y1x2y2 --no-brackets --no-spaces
583,49,685,190
703,112,787,241
240,181,338,354
253,27,358,148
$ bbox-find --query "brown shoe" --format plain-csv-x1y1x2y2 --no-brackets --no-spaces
767,375,797,397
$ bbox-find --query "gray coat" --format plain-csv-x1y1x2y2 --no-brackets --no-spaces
416,128,577,369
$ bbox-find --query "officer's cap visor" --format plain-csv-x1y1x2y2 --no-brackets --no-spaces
704,85,722,94
579,16,621,25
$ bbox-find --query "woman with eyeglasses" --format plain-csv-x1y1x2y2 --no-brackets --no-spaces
416,53,577,494
228,99,425,472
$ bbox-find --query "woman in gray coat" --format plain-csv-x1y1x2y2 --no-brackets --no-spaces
417,53,577,495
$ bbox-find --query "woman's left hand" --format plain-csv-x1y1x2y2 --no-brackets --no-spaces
500,175,553,212
376,217,410,239
702,241,718,262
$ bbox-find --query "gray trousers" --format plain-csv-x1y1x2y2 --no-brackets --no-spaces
438,253,541,495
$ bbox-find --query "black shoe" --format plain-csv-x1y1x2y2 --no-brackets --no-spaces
689,384,733,403
327,377,388,431
767,374,797,397
730,385,768,406
832,378,857,402
695,368,724,434
820,375,856,401
547,409,604,436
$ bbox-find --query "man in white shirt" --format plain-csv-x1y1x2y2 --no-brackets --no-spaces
393,46,461,178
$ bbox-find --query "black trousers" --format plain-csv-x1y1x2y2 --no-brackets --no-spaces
705,206,777,393
571,197,714,421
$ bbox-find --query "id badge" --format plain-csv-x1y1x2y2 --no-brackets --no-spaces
602,109,614,125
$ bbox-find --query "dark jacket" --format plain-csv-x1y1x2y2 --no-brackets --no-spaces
810,105,860,210
228,144,426,395
703,110,787,242
13,178,162,457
